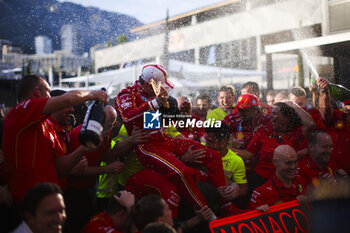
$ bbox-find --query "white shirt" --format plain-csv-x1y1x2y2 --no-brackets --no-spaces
11,221,33,233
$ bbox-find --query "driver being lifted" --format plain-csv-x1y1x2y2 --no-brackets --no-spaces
115,64,238,218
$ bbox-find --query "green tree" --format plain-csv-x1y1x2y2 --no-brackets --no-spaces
107,40,113,48
116,34,128,44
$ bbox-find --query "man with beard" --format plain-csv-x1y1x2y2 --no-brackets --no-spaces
194,93,211,121
297,130,348,190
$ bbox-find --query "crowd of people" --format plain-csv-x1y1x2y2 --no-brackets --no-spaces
0,63,349,233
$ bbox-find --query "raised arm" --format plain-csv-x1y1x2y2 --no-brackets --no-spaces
43,90,108,115
283,100,316,138
317,78,333,125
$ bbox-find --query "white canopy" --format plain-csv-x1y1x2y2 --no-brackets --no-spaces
168,60,266,81
59,60,266,96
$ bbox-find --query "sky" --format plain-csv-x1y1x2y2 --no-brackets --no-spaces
57,0,223,24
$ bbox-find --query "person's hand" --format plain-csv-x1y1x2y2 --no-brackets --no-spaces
229,137,244,149
256,204,270,212
113,190,135,211
70,156,88,176
319,172,338,186
130,127,151,144
336,169,349,180
296,195,309,204
106,161,125,174
92,90,109,104
82,136,102,152
197,205,216,222
316,77,330,91
156,85,169,107
181,145,206,164
218,184,240,201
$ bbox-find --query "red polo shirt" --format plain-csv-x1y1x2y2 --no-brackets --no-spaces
2,98,65,204
248,174,304,210
67,124,113,190
297,155,337,189
303,106,324,130
178,113,205,142
224,111,271,148
45,116,70,190
325,109,350,173
83,211,121,233
260,103,272,115
45,116,69,154
246,123,306,179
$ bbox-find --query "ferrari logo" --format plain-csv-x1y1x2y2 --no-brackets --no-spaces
336,121,344,129
312,177,320,187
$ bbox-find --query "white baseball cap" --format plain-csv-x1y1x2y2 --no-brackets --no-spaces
141,64,174,90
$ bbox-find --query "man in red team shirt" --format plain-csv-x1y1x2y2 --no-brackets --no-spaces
2,74,108,204
317,77,350,174
289,86,324,130
223,94,270,183
176,96,205,142
236,101,315,191
249,145,306,211
224,94,270,151
64,105,125,233
297,130,348,190
45,90,87,191
240,81,272,114
116,64,237,218
83,190,135,233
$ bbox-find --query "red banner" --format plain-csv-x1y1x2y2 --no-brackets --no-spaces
210,201,309,233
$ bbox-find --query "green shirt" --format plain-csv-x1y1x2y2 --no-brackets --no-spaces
206,107,230,122
201,143,247,184
222,149,247,184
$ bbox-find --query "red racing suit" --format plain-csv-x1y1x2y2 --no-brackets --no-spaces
115,81,227,209
125,169,181,217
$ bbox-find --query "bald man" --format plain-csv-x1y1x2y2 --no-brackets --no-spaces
64,105,125,233
248,145,306,211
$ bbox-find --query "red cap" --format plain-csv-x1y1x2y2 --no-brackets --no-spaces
236,94,259,109
343,99,350,105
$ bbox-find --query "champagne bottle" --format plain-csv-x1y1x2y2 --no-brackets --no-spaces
79,100,106,148
312,74,350,102
328,83,350,102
